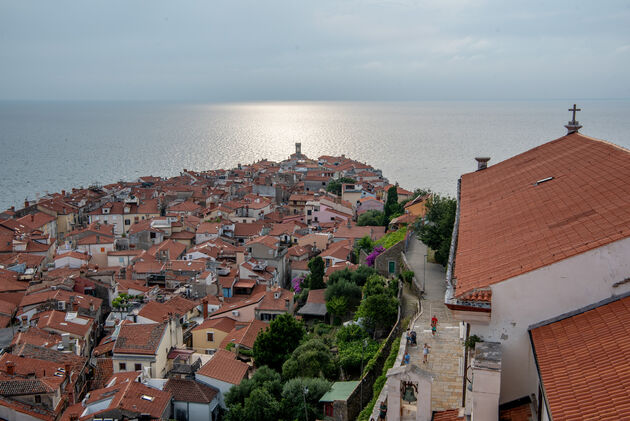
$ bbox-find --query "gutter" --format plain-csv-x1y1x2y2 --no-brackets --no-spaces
528,329,553,421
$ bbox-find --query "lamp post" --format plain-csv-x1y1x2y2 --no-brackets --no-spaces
360,338,367,407
423,253,428,291
303,386,309,421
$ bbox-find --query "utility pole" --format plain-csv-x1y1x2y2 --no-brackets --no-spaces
303,386,309,421
423,253,428,291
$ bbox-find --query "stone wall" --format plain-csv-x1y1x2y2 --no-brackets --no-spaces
374,240,405,277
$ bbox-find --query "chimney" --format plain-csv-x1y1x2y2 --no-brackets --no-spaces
62,190,66,196
202,298,208,319
6,361,15,376
30,214,34,222
65,363,72,380
62,333,70,350
475,157,491,171
24,199,29,209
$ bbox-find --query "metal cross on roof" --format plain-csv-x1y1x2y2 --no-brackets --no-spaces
569,104,581,123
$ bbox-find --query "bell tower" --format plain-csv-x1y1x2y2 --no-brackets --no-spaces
295,142,302,157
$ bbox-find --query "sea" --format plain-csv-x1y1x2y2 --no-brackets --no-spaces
1,100,629,211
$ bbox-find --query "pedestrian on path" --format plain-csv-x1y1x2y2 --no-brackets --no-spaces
378,400,387,420
403,351,410,365
410,330,417,346
406,329,411,345
431,314,438,337
423,343,431,364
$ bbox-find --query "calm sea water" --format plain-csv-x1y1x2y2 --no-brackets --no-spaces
1,100,629,210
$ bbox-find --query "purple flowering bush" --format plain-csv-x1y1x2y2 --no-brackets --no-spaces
291,276,305,293
366,246,385,267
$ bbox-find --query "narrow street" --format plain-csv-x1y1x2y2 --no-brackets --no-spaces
404,237,464,412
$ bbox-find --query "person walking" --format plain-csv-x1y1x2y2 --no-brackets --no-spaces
403,351,410,365
378,400,387,420
431,314,438,337
423,343,431,364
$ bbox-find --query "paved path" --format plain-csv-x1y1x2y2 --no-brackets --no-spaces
404,237,464,413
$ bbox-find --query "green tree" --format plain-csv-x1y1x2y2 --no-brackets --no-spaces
326,296,348,325
253,314,306,370
325,279,362,311
357,210,384,226
362,274,386,297
383,185,403,226
415,194,457,266
225,365,283,408
282,338,337,380
351,265,377,286
356,294,398,337
281,377,332,421
241,388,282,421
308,256,326,290
326,177,356,196
335,325,379,375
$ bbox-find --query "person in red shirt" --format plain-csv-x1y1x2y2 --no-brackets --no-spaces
431,315,438,336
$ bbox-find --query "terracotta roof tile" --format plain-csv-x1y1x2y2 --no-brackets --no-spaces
455,133,630,297
219,320,267,349
197,349,248,385
113,322,166,355
499,400,533,421
164,379,218,403
530,294,630,420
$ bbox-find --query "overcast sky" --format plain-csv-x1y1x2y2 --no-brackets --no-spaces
1,1,629,101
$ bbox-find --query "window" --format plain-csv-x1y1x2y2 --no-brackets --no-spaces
124,219,131,225
119,257,125,263
134,363,142,371
150,232,156,239
35,395,41,404
205,349,215,355
207,332,214,342
119,363,126,371
100,247,105,253
307,210,312,215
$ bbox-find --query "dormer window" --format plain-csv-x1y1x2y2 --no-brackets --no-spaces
102,208,110,214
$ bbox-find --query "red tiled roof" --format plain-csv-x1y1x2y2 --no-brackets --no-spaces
257,288,293,311
499,400,533,421
113,322,166,355
455,133,630,297
33,310,94,337
306,289,326,304
193,316,237,333
219,319,267,349
164,379,218,404
197,349,248,385
530,294,630,420
457,289,492,303
11,327,62,349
